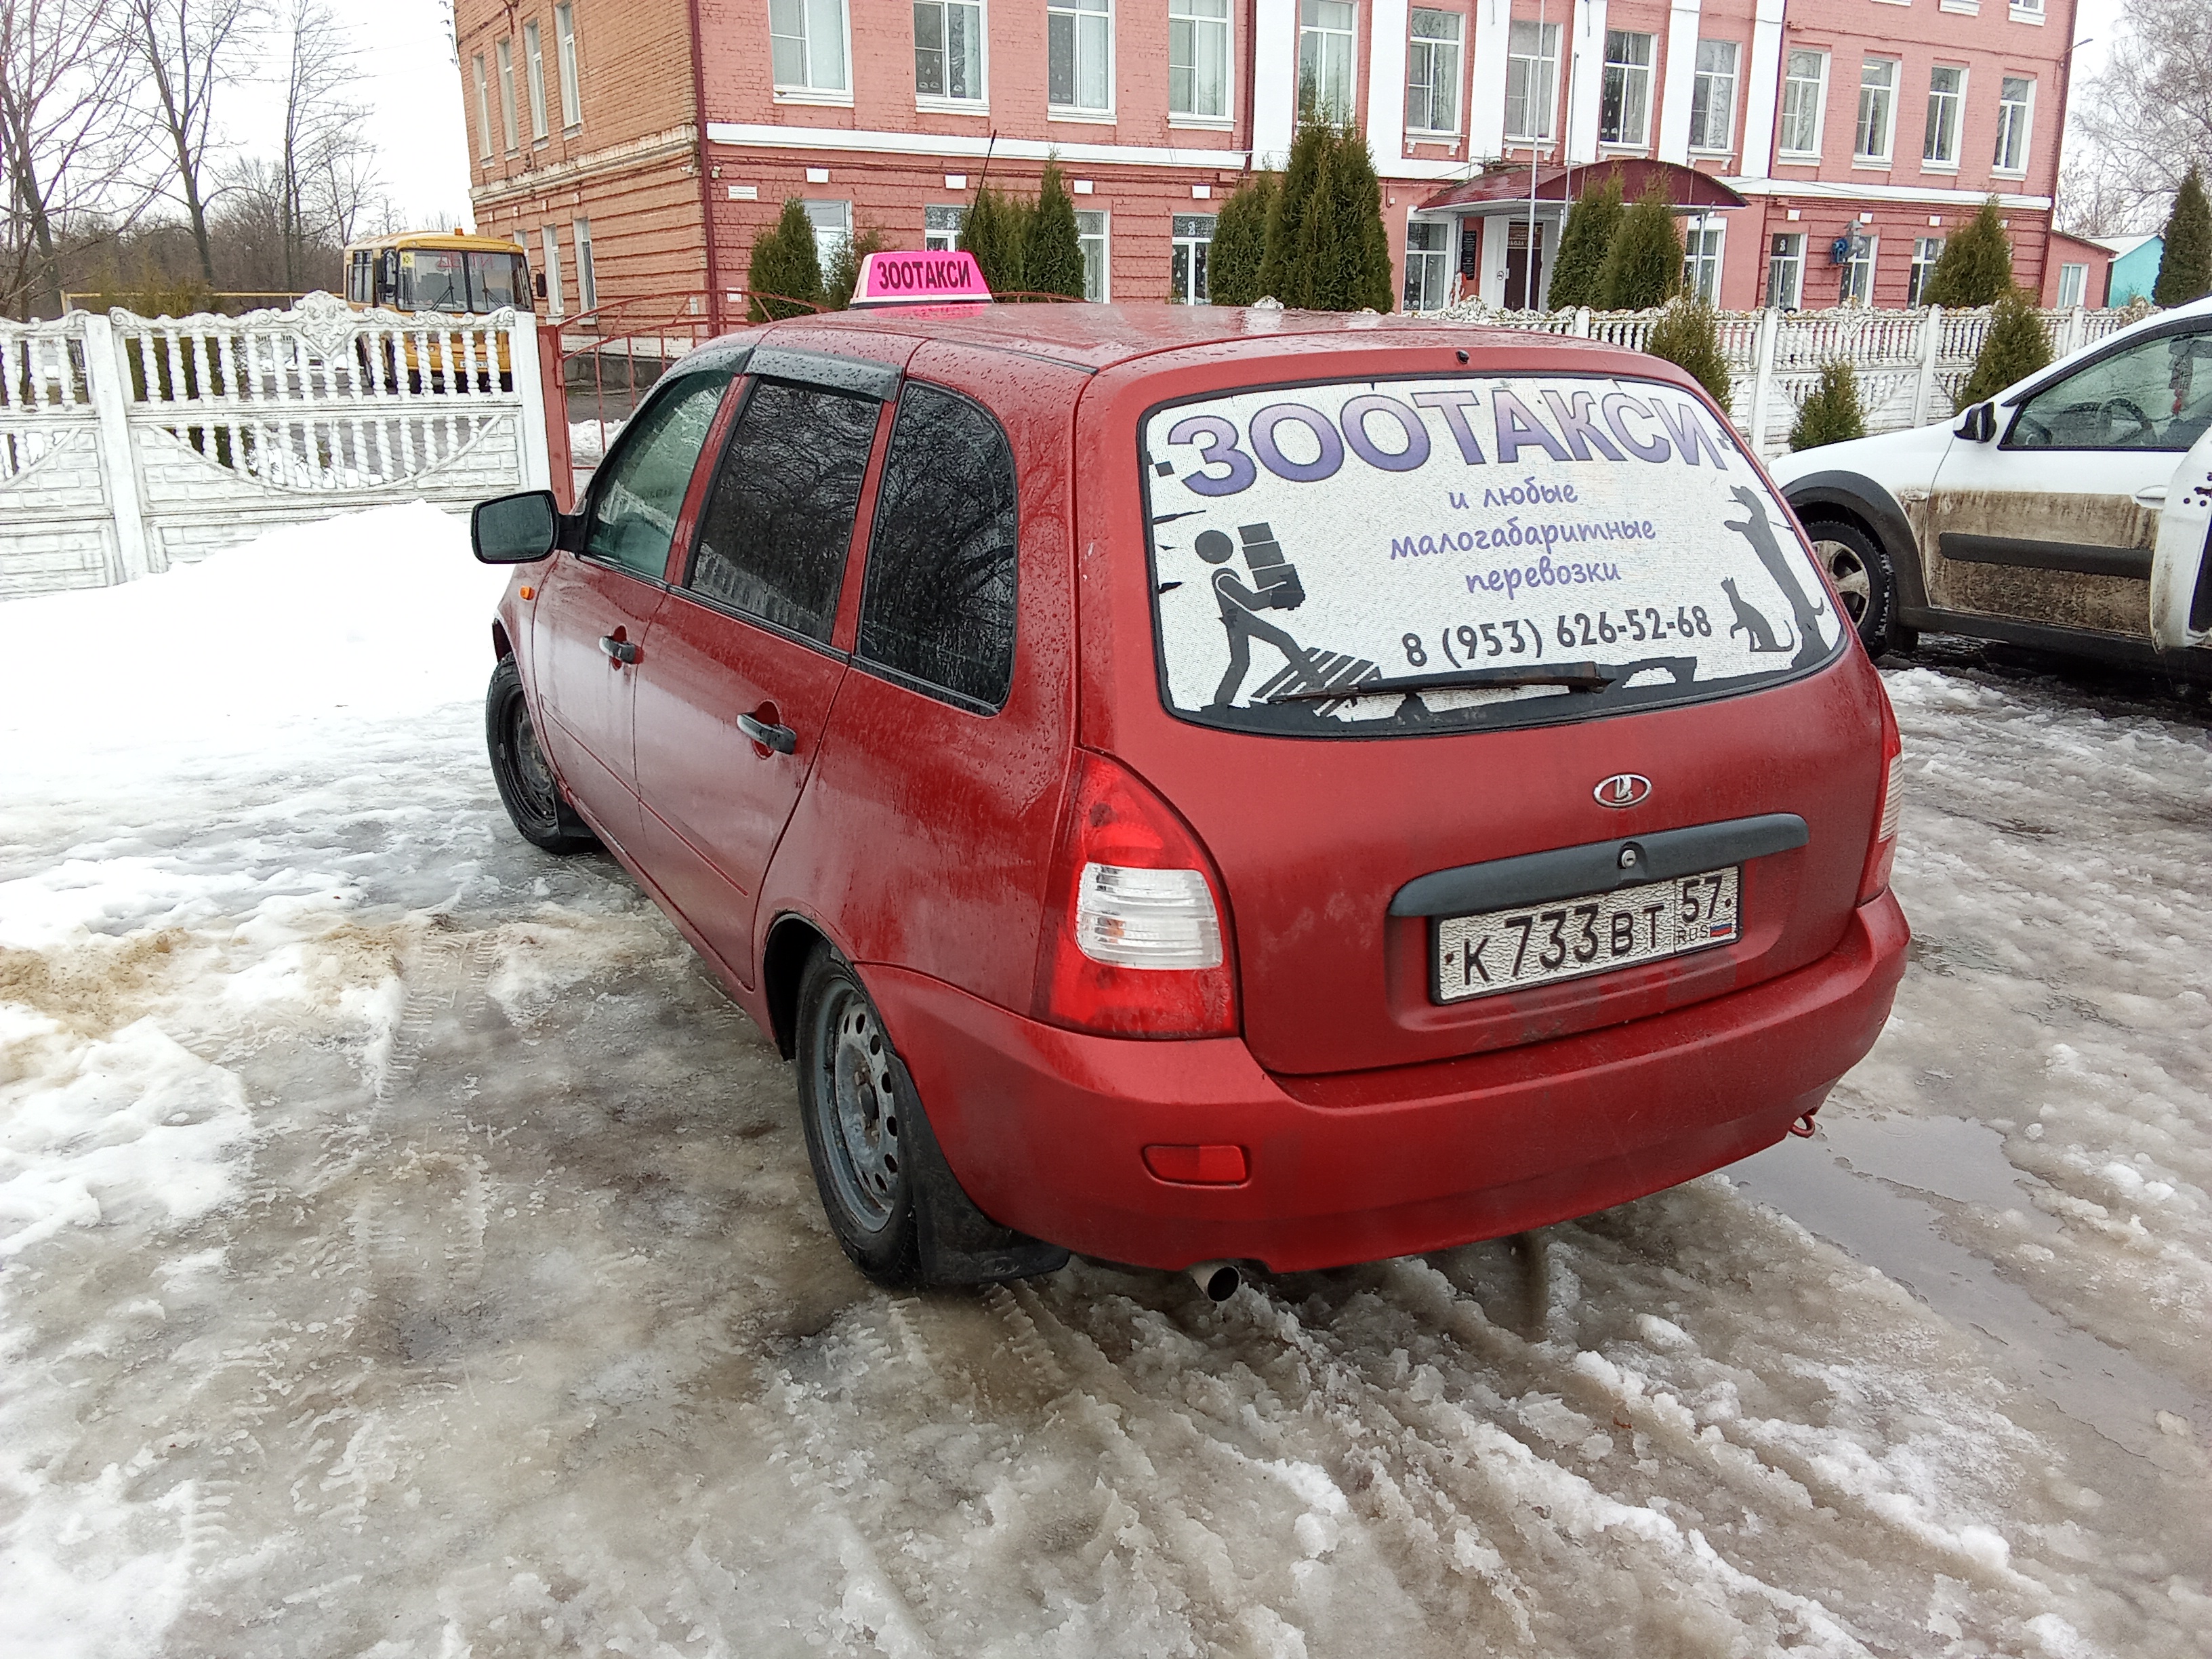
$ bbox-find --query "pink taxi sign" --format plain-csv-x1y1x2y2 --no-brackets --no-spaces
850,249,992,308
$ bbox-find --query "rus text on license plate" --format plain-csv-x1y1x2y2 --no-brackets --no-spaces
1433,867,1741,1003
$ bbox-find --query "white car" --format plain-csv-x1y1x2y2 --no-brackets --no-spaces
1771,295,2212,678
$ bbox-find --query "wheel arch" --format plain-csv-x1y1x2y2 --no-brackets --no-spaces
492,618,513,661
760,912,830,1059
1784,472,1930,615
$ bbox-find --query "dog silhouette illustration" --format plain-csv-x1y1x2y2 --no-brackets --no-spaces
1721,486,1829,670
1197,524,1318,707
1721,577,1794,653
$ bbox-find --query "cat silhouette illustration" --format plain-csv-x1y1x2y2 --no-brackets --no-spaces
1721,577,1794,653
1722,485,1832,670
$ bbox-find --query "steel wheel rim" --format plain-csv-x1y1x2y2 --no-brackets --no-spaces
818,985,901,1231
1816,539,1872,623
510,700,561,825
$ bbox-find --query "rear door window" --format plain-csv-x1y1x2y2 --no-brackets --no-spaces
582,368,733,579
684,379,882,643
857,384,1019,710
1141,374,1845,736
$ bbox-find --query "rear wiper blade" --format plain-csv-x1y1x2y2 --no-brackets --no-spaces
1267,662,1619,703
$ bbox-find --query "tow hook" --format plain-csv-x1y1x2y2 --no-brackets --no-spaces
1788,1110,1821,1139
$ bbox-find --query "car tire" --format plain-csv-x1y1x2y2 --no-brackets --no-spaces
486,657,598,853
1805,518,1915,655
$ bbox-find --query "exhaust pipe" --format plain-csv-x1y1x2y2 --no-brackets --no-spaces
1187,1261,1241,1302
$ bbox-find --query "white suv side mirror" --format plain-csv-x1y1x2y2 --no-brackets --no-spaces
1952,402,1997,443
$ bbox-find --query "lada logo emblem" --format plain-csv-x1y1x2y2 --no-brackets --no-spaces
1594,773,1652,808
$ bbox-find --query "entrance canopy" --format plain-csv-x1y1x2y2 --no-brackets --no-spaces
1416,159,1746,216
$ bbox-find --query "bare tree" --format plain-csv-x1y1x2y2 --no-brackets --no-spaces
0,0,148,316
2073,0,2212,231
272,0,373,285
2055,151,2136,241
126,0,258,285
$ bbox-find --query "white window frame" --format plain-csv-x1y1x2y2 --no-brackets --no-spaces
1404,217,1452,310
1297,0,1357,125
1077,208,1109,300
540,225,564,316
1908,234,1943,304
1768,231,1805,309
554,4,581,131
1504,19,1560,143
1048,0,1115,117
573,216,596,311
802,199,852,276
1923,64,1965,169
2009,0,2045,21
1992,75,2033,176
1778,49,1826,159
1597,29,1653,148
1172,212,1216,302
1169,0,1232,124
524,20,548,143
1683,215,1725,302
1404,9,1462,136
924,204,968,251
472,54,491,161
495,37,519,155
2055,262,2086,307
1687,38,1739,155
1841,234,1878,304
914,0,988,110
771,0,852,102
1855,58,1898,164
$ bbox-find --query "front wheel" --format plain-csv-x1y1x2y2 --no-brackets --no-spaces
1807,519,1914,655
486,657,597,853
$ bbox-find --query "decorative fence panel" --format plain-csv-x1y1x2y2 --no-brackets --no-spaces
1,291,552,600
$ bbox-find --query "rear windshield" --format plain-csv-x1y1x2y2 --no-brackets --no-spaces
1139,374,1845,737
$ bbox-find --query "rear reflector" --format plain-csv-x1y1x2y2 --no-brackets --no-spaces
1877,754,1902,843
1143,1144,1249,1185
1076,863,1223,970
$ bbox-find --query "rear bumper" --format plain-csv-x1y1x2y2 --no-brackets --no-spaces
865,890,1908,1273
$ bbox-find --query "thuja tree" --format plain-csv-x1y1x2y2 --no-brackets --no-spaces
1919,198,2013,308
1644,295,1732,407
1258,122,1393,310
1024,162,1086,299
1547,171,1625,310
1959,285,2053,405
1596,180,1683,310
1789,360,1868,451
1207,173,1276,305
2154,165,2211,306
747,199,822,320
958,184,1029,293
825,226,888,310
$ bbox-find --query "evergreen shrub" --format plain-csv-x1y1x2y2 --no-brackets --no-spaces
1958,285,2053,407
747,199,823,321
1788,360,1868,451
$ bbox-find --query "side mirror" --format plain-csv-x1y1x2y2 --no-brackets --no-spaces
472,490,559,563
533,273,548,298
1953,402,1996,443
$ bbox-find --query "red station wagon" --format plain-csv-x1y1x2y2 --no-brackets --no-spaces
471,298,1910,1296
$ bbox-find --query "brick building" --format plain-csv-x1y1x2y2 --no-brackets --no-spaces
455,0,2078,321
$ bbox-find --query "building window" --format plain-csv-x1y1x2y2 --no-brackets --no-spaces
1405,10,1461,134
1768,232,1804,309
2056,262,2086,306
1076,209,1108,300
539,226,564,316
771,0,850,95
915,1,985,103
1172,213,1215,302
1048,0,1113,112
1856,58,1896,162
1297,0,1355,123
1404,220,1451,310
1688,39,1738,152
1598,30,1652,147
924,204,968,251
802,201,851,273
1841,234,1877,304
1923,65,1964,166
555,5,581,129
573,216,596,310
1683,216,1724,302
1993,76,2032,173
495,37,519,153
523,21,548,142
1504,20,1559,142
1778,50,1825,156
472,54,491,160
1908,235,1943,304
1170,0,1229,119
2011,0,2043,13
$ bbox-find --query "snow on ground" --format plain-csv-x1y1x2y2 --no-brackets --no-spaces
1,510,2208,1657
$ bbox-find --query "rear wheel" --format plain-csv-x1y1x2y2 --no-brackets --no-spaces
798,947,924,1286
486,657,597,853
1807,518,1915,655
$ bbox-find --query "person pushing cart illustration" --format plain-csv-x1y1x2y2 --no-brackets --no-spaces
1197,523,1319,708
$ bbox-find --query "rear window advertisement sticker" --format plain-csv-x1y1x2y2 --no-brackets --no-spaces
1140,377,1843,731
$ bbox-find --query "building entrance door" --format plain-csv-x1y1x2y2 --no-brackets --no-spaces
1506,220,1544,310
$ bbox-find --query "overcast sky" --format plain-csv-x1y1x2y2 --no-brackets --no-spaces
224,0,2131,231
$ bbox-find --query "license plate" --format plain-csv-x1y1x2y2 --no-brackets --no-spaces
1433,867,1742,1003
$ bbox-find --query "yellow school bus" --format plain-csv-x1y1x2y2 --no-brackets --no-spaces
342,230,535,384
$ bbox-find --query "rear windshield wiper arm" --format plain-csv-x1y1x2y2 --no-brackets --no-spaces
1268,661,1620,703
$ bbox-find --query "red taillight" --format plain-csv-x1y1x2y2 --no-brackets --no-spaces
1033,750,1238,1039
1858,695,1904,903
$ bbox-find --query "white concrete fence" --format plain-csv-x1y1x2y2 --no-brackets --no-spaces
1441,301,2137,458
0,291,552,600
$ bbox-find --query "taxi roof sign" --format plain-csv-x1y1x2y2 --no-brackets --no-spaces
850,249,991,308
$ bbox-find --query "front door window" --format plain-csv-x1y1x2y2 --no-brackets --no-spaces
2007,329,2212,453
584,370,736,577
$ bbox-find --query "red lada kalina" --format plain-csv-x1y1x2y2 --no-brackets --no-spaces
472,300,1909,1294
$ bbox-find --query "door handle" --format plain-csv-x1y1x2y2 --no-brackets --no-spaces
2135,485,2169,508
737,712,798,754
599,634,640,664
